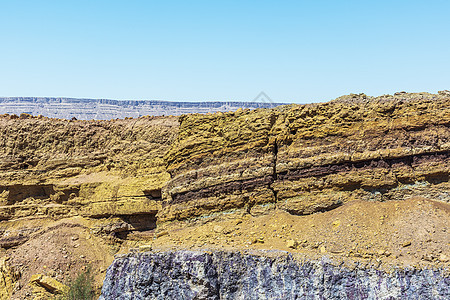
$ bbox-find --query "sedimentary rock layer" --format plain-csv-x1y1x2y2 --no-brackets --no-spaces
0,115,180,298
161,109,278,221
273,93,450,215
159,92,450,222
1,92,449,298
100,250,450,300
0,115,178,247
2,92,449,225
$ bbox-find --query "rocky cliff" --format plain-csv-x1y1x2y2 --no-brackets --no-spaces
100,250,449,300
161,92,450,222
0,115,179,220
0,92,449,299
0,115,179,299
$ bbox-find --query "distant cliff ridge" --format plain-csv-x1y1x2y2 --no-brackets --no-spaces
0,97,287,120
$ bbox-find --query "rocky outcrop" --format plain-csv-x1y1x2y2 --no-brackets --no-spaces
159,92,450,222
0,257,20,300
29,273,68,298
0,115,178,298
100,250,450,300
273,93,450,215
0,115,178,223
161,108,278,222
2,92,448,228
1,92,449,298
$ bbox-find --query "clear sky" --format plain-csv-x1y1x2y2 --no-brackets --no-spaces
1,1,449,103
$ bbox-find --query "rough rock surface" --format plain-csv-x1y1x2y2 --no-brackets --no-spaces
160,92,450,222
0,257,19,300
0,115,178,221
162,108,278,221
0,115,178,298
100,250,449,300
0,92,449,298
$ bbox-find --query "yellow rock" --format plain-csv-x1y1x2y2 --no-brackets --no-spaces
82,198,160,218
139,244,153,252
0,257,18,300
213,225,224,233
155,230,169,238
402,241,412,247
439,254,449,262
332,220,341,228
286,239,298,249
251,237,265,244
30,274,68,294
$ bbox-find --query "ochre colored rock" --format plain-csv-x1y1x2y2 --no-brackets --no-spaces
159,92,450,222
160,109,278,222
1,92,450,298
0,116,177,223
0,257,19,300
30,274,68,294
286,239,298,249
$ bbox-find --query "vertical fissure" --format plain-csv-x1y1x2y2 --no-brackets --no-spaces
273,140,278,180
268,112,280,204
270,139,279,203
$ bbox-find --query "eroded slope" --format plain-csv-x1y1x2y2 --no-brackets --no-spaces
0,115,179,299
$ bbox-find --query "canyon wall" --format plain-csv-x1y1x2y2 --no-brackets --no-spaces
0,92,449,299
0,115,179,222
0,115,179,299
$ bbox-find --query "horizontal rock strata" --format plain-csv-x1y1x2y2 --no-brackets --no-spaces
161,109,278,222
0,97,285,120
273,93,450,215
0,115,178,248
159,93,450,222
1,92,449,298
2,93,449,226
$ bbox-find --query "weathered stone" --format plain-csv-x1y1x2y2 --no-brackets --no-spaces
30,274,67,293
99,251,450,300
402,241,412,247
1,92,450,298
0,257,19,300
139,244,152,252
286,239,298,249
157,92,450,222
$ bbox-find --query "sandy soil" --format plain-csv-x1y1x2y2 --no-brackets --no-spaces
144,197,450,269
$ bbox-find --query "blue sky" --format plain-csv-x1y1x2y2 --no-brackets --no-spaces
1,1,449,103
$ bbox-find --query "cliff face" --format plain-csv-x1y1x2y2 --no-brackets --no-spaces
100,251,449,300
0,92,449,299
0,115,179,220
273,93,450,214
143,92,449,300
0,115,179,299
161,108,278,222
160,92,450,222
